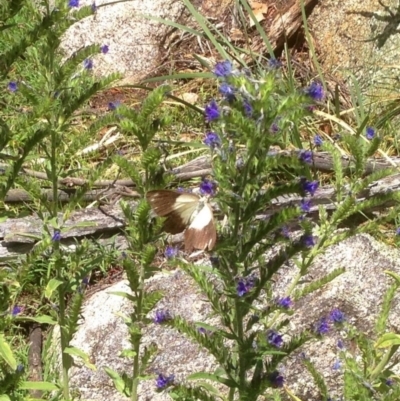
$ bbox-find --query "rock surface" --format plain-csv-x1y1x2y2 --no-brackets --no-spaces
309,0,400,98
61,0,184,83
69,233,400,400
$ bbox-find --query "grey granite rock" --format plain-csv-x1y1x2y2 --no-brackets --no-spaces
68,234,400,400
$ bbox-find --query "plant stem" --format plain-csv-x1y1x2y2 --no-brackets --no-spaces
50,129,70,400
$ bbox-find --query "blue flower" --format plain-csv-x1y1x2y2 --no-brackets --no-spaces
305,82,324,101
11,306,22,316
155,373,174,389
154,310,171,324
268,58,282,69
214,60,233,78
52,230,61,241
366,126,375,140
315,317,330,335
199,179,216,196
203,132,221,148
299,150,313,164
83,58,93,70
237,276,255,297
301,234,315,248
332,360,341,370
314,135,323,146
219,82,236,102
281,226,290,238
268,371,284,388
204,100,220,122
396,227,400,236
276,296,292,309
243,100,253,117
300,178,319,196
386,378,394,386
8,81,17,92
267,330,283,348
16,364,24,373
68,0,79,7
330,308,345,323
337,339,345,349
269,121,279,134
108,101,121,111
300,198,311,213
100,44,109,54
164,246,178,259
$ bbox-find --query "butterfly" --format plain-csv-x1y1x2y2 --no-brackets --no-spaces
146,190,216,251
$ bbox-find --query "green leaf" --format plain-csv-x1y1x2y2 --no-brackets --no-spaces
0,334,16,370
187,372,236,387
45,279,63,299
19,381,59,391
375,333,400,348
104,367,127,395
0,395,11,401
23,315,57,325
64,347,97,371
385,271,400,286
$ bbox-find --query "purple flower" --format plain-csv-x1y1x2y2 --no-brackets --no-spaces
100,44,109,54
155,373,174,389
386,378,394,386
268,58,282,69
243,100,253,117
11,306,22,316
269,122,279,134
91,2,97,11
366,126,375,140
237,276,255,297
154,309,171,324
300,198,311,213
16,364,24,373
268,371,284,388
300,178,319,196
52,230,61,242
332,360,341,370
314,135,323,146
281,226,290,238
108,101,121,111
68,0,79,7
276,296,292,309
330,308,345,323
82,277,90,286
267,330,283,348
305,82,324,101
219,82,236,102
315,317,330,335
8,81,17,92
204,100,220,122
299,150,313,164
164,246,178,259
199,179,216,196
83,58,93,70
204,132,221,148
301,234,315,248
214,60,233,78
396,227,400,236
337,339,345,349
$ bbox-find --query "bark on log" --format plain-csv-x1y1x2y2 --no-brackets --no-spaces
2,169,400,260
3,151,400,203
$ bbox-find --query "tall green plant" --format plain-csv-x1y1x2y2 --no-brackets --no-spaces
146,61,400,401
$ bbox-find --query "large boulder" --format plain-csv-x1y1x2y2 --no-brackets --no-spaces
68,233,400,400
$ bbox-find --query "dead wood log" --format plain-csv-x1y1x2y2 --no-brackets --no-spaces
2,170,400,260
3,151,400,203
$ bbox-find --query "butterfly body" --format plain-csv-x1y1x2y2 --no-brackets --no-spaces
146,190,216,251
